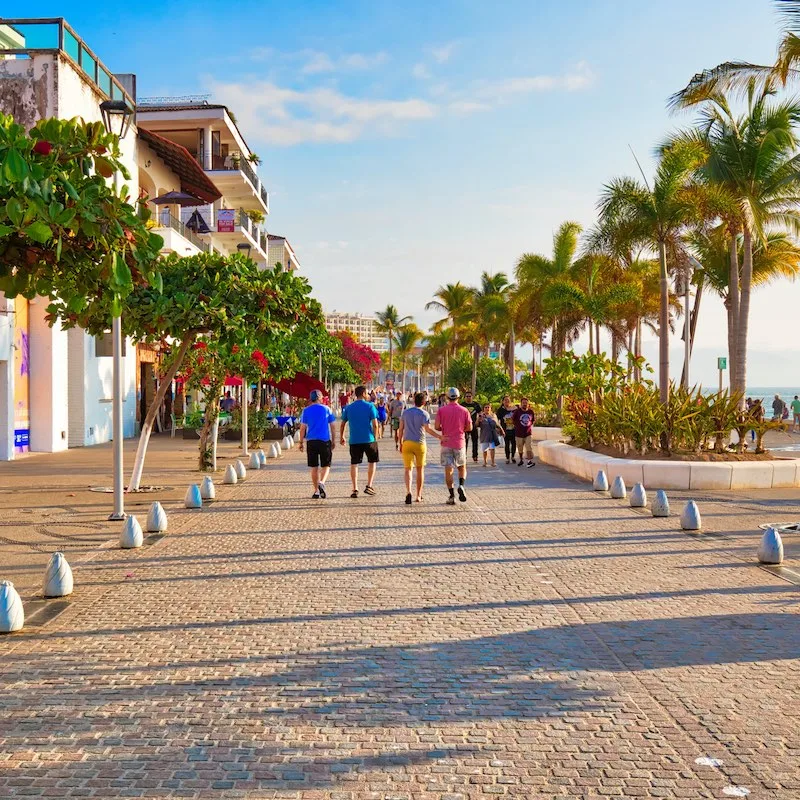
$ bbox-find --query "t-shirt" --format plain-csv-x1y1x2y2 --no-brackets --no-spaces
791,399,800,414
437,402,472,449
390,399,405,419
497,405,516,433
463,400,482,424
300,403,336,441
401,406,431,443
341,399,378,444
512,406,535,438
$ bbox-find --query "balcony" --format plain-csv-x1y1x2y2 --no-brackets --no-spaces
201,153,269,214
153,212,209,255
178,206,268,264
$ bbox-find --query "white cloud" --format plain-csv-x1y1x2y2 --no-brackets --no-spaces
300,50,388,74
449,100,493,115
412,62,432,80
430,42,458,63
301,52,336,74
208,79,437,145
474,62,595,101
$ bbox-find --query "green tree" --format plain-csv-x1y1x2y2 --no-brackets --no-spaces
374,304,411,372
425,282,473,353
393,324,423,392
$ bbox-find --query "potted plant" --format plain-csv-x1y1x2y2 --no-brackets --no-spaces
180,408,204,439
245,209,265,225
248,153,262,166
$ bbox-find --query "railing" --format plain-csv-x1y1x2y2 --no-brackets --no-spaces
0,19,134,110
235,209,269,257
239,157,258,190
260,183,269,210
237,208,253,236
156,212,209,253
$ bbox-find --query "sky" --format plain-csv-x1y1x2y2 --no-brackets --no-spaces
13,0,799,387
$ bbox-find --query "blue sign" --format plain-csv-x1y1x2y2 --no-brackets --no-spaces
14,429,30,448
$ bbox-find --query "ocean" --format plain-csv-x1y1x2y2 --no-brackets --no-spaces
745,387,800,405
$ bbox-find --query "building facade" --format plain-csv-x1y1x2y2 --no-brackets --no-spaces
325,312,389,352
267,234,300,272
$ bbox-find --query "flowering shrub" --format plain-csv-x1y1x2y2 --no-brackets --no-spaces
335,331,381,382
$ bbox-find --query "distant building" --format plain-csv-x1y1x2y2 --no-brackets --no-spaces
267,234,300,272
325,312,389,352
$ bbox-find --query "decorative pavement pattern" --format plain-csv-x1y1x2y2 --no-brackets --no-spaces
1,438,799,799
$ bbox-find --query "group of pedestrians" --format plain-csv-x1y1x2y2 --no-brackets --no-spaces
297,386,536,504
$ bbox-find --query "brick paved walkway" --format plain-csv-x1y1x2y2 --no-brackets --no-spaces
1,437,799,799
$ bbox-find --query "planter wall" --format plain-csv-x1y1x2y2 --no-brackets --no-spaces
537,440,800,490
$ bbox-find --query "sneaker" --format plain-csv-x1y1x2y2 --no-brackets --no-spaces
318,483,327,499
350,490,359,499
527,461,535,468
457,486,467,502
518,460,524,467
506,458,510,464
364,485,376,496
511,457,516,464
312,492,320,499
405,493,412,505
446,495,456,506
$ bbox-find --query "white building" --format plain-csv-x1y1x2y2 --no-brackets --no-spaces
267,234,300,272
325,312,389,352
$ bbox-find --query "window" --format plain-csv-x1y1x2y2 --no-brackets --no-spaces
95,333,127,358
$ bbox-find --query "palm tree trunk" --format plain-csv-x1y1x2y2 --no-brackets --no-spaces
198,381,222,470
681,275,704,388
588,319,594,355
388,336,394,373
471,344,478,394
727,234,740,394
595,323,600,356
737,228,753,404
657,239,669,404
508,324,516,385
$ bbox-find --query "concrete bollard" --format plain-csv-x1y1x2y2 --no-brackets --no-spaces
184,484,203,509
630,483,647,508
758,527,784,564
120,515,144,549
652,489,670,517
259,449,268,466
235,459,247,481
0,581,24,633
249,451,261,470
294,431,300,443
267,443,278,459
223,464,238,485
43,552,74,598
281,436,291,451
272,443,282,459
146,501,168,533
610,476,626,499
200,476,216,501
593,470,608,492
681,500,702,531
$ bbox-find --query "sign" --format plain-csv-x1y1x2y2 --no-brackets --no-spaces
13,296,29,453
717,357,727,370
489,350,499,360
217,208,235,233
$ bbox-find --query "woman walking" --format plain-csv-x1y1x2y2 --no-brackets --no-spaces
478,403,500,467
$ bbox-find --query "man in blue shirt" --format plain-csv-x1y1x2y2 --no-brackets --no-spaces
298,390,337,499
340,385,379,498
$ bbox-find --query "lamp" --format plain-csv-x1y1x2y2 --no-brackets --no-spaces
99,99,134,139
237,243,252,257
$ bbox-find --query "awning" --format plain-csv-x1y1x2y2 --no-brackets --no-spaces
138,128,222,205
269,372,326,399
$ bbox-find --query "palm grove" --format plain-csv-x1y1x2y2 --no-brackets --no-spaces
379,4,800,422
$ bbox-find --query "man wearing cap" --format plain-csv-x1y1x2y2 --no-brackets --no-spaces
434,387,473,505
340,385,380,498
298,390,337,499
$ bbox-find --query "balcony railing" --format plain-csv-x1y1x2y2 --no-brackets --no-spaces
156,212,209,253
260,183,269,210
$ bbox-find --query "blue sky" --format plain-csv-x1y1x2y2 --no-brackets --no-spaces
13,0,798,385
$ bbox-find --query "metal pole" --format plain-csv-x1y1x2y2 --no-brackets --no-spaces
318,351,323,381
719,367,723,394
684,268,691,388
108,314,126,519
241,379,249,457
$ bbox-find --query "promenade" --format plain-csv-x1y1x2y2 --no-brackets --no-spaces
1,435,799,799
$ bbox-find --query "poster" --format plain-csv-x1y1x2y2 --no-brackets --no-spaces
217,208,236,233
13,296,29,452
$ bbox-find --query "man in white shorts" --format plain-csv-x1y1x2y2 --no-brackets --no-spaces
434,387,473,505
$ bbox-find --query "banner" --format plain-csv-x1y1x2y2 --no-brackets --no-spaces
13,297,29,452
217,208,235,233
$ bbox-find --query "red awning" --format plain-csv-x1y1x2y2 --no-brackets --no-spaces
269,371,325,398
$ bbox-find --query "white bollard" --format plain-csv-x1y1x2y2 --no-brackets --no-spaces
630,483,647,508
249,451,261,470
43,552,74,598
593,470,608,492
610,476,626,499
281,436,291,451
652,489,670,517
259,449,268,466
235,459,247,481
0,581,24,633
267,443,278,459
184,484,203,509
294,431,300,443
146,501,168,533
681,500,702,531
200,476,216,501
120,515,144,549
272,443,282,459
758,527,784,564
223,464,238,485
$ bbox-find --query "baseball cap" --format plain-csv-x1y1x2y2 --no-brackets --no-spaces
309,389,323,401
447,387,460,400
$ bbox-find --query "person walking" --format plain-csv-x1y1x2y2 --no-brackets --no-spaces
298,390,336,499
772,394,787,422
792,395,800,433
340,385,380,498
462,390,482,463
478,403,500,467
512,397,536,468
434,387,473,505
376,396,388,438
398,391,442,504
496,395,517,463
390,391,406,450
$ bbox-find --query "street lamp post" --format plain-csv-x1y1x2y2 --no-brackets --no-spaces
100,99,134,521
236,243,252,455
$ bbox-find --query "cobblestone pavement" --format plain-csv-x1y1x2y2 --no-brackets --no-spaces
1,435,799,799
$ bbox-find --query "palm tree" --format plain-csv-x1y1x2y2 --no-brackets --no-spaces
422,328,452,388
375,304,411,372
394,324,423,392
597,140,708,402
515,222,583,358
469,272,512,391
425,283,473,353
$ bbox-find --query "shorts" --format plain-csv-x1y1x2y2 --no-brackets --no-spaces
401,441,426,468
306,439,332,468
350,442,380,464
440,446,467,467
481,442,496,452
391,417,401,431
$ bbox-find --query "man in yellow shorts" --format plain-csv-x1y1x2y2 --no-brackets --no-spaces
398,392,442,504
